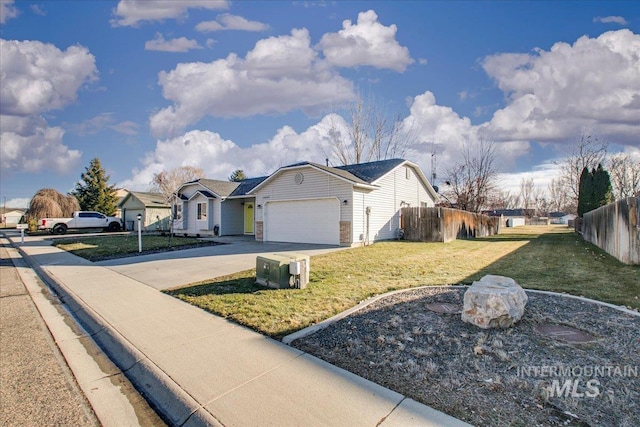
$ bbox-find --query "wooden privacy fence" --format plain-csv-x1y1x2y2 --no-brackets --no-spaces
401,207,500,243
582,197,639,265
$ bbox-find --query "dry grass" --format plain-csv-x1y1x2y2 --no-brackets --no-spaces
167,226,639,339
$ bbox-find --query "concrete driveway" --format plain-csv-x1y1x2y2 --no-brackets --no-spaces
96,239,347,290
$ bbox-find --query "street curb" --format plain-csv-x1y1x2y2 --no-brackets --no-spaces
283,284,639,344
13,243,222,427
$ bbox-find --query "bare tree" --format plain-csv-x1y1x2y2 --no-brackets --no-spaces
327,94,413,165
557,130,608,211
151,166,205,200
547,178,568,212
444,137,500,213
608,153,640,199
486,190,517,210
519,178,535,211
532,187,549,216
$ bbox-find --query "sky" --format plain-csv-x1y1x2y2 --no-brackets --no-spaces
1,0,639,209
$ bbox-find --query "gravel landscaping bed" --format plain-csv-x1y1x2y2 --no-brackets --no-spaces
292,286,640,427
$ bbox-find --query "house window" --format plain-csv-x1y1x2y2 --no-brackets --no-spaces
197,202,207,220
406,167,411,180
174,204,182,220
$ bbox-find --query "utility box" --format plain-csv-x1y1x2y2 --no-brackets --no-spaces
256,253,310,289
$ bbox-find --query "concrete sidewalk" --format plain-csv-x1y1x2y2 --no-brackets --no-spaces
10,235,471,427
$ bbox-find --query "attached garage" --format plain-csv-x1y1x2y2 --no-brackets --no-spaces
264,198,340,245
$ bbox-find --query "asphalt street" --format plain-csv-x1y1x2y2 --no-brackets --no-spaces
0,243,99,426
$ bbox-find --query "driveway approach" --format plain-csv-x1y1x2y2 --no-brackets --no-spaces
96,239,347,290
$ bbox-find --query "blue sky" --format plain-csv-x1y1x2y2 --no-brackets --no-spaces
1,0,639,208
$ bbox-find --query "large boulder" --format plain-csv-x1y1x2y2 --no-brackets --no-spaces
461,275,528,329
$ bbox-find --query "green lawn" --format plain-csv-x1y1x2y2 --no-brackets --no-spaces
53,234,216,261
166,225,639,339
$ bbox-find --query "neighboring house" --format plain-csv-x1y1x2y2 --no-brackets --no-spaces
173,177,267,237
483,208,534,227
114,188,129,218
118,191,172,231
549,212,577,225
250,158,438,246
1,208,26,225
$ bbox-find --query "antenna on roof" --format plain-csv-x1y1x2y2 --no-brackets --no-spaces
430,141,437,185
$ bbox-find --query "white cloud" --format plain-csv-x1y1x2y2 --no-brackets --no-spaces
398,91,530,183
0,0,18,23
481,29,640,147
144,33,202,52
0,116,81,174
111,0,228,27
30,4,46,16
150,28,355,137
70,113,139,136
121,115,345,190
0,39,98,116
195,13,268,32
593,16,629,26
5,198,31,209
318,10,413,72
496,162,562,195
0,39,96,173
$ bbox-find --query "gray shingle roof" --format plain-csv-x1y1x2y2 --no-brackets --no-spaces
198,179,241,198
229,176,269,197
127,191,170,207
282,159,404,185
336,158,405,183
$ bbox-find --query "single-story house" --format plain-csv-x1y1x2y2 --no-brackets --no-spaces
118,191,172,231
483,208,534,227
549,212,577,225
173,158,438,246
1,208,26,225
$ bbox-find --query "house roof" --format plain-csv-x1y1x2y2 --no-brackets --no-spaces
336,158,405,183
198,179,241,198
0,207,25,215
228,176,269,198
118,191,171,208
248,158,438,198
178,177,267,200
484,208,534,217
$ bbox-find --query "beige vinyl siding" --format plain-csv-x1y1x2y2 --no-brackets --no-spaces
361,165,435,242
145,207,171,231
255,166,353,225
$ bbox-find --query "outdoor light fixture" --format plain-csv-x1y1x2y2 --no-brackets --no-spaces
343,199,348,205
137,213,142,252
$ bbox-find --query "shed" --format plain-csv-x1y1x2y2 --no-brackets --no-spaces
118,191,171,231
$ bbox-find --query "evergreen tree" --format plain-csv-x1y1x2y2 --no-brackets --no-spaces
72,158,118,215
577,164,615,217
593,164,614,207
577,167,592,217
228,169,246,182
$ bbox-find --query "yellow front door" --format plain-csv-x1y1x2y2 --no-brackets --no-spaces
244,202,254,234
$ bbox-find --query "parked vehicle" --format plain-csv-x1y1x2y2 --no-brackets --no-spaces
39,211,123,235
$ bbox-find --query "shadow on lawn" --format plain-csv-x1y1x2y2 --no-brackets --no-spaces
461,227,639,309
166,275,260,297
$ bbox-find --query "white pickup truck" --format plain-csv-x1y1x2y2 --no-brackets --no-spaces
39,211,123,235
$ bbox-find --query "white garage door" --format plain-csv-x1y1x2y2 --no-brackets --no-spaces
265,199,340,245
